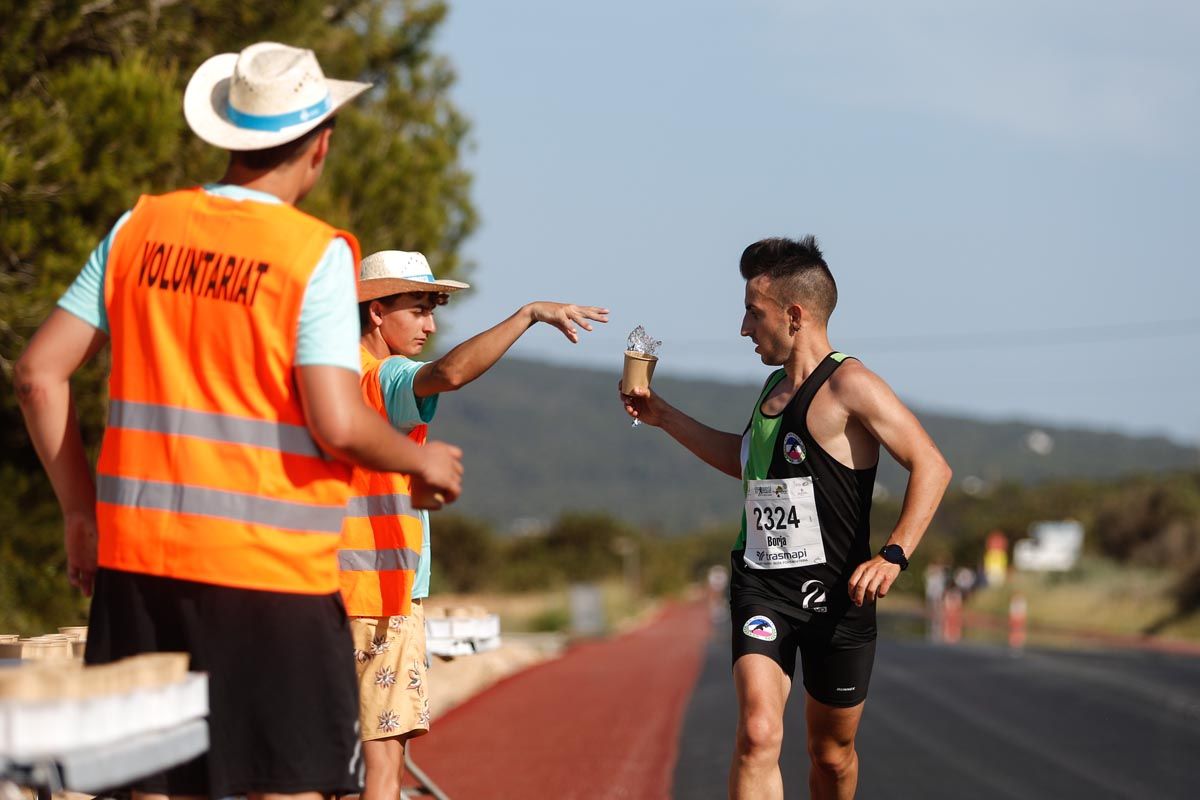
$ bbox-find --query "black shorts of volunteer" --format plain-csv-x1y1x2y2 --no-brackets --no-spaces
730,601,876,707
85,567,362,798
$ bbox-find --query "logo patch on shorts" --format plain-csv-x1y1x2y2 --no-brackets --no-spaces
783,432,806,464
743,615,778,642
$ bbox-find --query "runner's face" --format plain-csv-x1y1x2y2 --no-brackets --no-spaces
741,276,793,365
378,293,438,357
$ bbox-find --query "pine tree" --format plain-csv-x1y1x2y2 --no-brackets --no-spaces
0,0,476,631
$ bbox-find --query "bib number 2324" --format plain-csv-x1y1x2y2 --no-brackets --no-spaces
744,477,826,570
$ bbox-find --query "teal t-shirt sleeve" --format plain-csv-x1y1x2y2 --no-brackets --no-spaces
295,237,361,371
378,357,439,428
56,211,133,333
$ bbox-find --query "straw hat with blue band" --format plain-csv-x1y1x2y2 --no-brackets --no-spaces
184,42,372,151
357,251,471,303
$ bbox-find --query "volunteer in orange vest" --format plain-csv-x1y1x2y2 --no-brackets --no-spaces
14,43,463,800
347,249,607,800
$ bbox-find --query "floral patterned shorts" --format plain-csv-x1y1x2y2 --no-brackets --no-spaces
349,602,431,741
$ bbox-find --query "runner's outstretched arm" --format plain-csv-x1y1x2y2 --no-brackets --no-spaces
838,364,952,607
413,302,608,397
15,308,109,596
619,384,742,478
296,364,463,501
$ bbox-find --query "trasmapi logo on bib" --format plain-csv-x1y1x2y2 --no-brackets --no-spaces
783,432,806,464
742,615,778,642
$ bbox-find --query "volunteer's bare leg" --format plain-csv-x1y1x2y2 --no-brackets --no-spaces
360,735,412,800
805,695,865,800
729,654,791,800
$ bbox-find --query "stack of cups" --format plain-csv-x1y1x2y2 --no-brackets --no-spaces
0,633,19,660
15,635,74,661
60,626,89,658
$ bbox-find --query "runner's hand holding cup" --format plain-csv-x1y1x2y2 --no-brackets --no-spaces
619,382,664,427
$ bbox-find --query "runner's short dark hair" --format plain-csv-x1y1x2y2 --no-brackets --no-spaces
739,236,837,323
230,116,338,172
358,291,450,335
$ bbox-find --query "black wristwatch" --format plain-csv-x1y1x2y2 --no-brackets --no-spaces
879,544,909,571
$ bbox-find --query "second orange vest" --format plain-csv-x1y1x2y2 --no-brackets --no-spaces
338,348,426,617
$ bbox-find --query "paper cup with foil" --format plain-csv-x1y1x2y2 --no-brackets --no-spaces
621,350,657,393
623,325,662,427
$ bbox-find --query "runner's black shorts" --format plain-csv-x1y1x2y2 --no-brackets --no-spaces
731,603,876,707
85,567,362,798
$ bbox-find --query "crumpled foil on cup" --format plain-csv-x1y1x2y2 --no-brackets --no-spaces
626,325,662,356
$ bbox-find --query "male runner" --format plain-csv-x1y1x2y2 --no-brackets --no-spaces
15,43,462,800
346,250,607,800
620,236,950,799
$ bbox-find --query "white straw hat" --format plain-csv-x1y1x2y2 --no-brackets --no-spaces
358,251,471,302
184,42,372,151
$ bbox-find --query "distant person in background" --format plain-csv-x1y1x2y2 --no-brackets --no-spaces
620,236,951,799
14,43,462,800
924,561,949,642
954,565,978,598
708,564,731,624
345,249,607,799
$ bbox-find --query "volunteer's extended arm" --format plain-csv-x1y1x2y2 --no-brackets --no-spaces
619,384,742,479
296,365,462,501
842,364,951,607
15,309,110,596
414,302,608,397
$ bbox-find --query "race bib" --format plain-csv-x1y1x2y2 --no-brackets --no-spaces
743,477,826,570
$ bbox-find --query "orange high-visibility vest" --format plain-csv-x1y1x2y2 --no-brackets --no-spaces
338,348,425,616
96,188,361,594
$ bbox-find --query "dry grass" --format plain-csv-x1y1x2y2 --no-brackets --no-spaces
427,578,663,635
967,556,1200,641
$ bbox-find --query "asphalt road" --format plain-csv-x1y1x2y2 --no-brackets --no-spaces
673,618,1200,799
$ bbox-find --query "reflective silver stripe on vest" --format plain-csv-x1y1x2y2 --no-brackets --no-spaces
97,475,345,534
108,400,323,459
338,548,420,572
345,494,418,519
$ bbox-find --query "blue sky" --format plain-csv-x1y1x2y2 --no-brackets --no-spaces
434,1,1200,443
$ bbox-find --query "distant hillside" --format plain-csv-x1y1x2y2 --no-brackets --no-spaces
431,358,1200,532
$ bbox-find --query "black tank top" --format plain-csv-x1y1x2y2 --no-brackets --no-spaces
731,353,878,636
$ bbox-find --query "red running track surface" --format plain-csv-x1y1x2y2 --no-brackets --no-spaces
405,600,712,799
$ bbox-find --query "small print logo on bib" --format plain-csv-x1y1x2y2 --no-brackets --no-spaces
801,579,828,613
783,432,806,464
743,615,778,642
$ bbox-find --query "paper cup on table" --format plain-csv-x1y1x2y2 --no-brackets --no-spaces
18,637,73,660
622,350,658,393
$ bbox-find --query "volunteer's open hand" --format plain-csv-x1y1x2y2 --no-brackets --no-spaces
528,302,609,343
